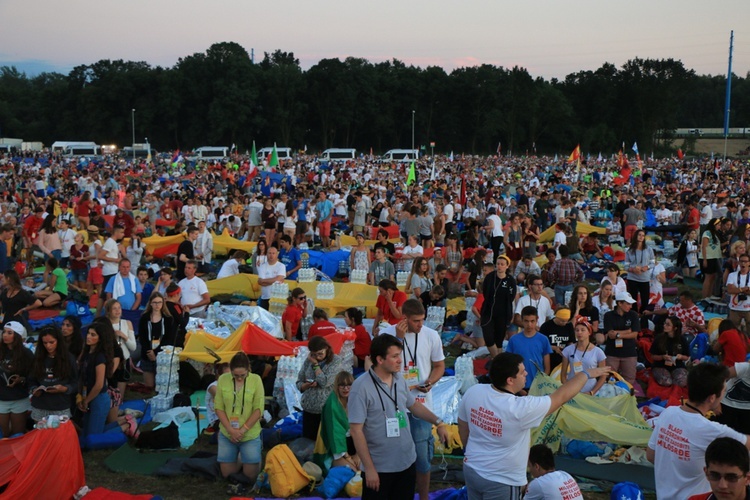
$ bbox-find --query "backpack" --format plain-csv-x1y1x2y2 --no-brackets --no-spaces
690,333,709,360
265,444,315,498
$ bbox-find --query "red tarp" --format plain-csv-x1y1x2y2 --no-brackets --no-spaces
82,488,154,500
369,224,400,240
240,322,354,357
0,421,85,499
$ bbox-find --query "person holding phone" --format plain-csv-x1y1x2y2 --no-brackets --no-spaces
0,321,34,436
297,336,343,441
29,325,78,423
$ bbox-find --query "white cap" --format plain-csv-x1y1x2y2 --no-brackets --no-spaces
4,321,26,340
615,291,637,304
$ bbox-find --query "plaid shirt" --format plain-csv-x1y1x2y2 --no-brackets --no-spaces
668,304,705,336
549,257,584,287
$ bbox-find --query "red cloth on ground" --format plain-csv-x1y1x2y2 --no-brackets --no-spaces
82,488,155,500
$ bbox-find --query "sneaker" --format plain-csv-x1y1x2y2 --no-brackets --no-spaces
227,483,247,496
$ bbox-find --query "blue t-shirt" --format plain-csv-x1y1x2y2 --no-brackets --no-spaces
279,247,301,280
104,274,143,310
317,200,333,222
140,282,155,309
296,199,308,222
505,332,553,389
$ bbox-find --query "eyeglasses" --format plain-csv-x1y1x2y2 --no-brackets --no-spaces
151,300,164,305
706,471,744,483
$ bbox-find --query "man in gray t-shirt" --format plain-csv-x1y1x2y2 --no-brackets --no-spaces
369,248,395,286
349,335,449,500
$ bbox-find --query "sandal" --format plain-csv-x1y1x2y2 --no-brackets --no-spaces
123,414,138,438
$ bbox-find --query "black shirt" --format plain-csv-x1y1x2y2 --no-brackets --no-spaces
0,346,34,401
29,354,78,411
539,319,575,368
175,240,194,280
603,309,641,358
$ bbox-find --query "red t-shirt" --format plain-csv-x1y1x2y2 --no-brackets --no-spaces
353,324,372,361
719,329,749,367
281,305,304,340
76,200,91,217
307,320,338,339
473,294,485,316
376,290,408,324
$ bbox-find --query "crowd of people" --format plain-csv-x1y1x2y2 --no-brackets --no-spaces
2,148,750,497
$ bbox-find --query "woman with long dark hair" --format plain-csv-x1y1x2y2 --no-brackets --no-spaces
569,285,600,332
138,292,175,389
700,218,724,300
37,214,62,262
0,321,33,436
60,315,84,359
297,336,343,441
251,238,268,274
625,229,654,312
649,316,689,388
76,191,92,230
282,288,307,341
29,325,78,423
0,270,41,332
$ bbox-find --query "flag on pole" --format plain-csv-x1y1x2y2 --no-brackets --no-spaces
497,142,502,155
460,175,467,206
677,149,684,160
597,152,603,163
269,144,279,168
250,142,258,169
430,161,436,181
171,150,183,164
632,142,639,155
406,161,416,186
146,150,152,164
567,145,581,164
449,151,454,162
231,143,237,152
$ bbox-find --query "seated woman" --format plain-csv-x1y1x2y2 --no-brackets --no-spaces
649,316,689,388
314,371,360,473
34,257,68,308
560,317,607,395
713,319,749,368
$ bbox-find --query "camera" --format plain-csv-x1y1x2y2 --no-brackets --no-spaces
739,294,748,301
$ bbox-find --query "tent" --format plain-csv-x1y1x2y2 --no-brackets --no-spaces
538,221,603,243
0,422,85,499
180,321,354,363
529,372,652,453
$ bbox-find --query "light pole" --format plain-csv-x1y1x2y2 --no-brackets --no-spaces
131,108,136,162
411,110,415,152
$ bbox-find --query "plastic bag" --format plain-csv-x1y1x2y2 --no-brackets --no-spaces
152,406,196,427
287,437,315,464
344,472,363,498
284,382,303,416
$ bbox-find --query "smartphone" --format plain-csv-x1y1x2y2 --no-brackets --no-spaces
306,379,314,383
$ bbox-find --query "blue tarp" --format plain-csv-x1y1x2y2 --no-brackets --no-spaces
306,249,350,278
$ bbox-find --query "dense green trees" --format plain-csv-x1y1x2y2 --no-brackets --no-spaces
0,42,747,155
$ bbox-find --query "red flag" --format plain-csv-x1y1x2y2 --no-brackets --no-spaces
567,145,581,163
460,175,467,207
677,149,684,160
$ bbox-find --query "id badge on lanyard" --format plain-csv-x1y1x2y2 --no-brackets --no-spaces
403,365,420,391
615,339,624,348
230,417,240,429
573,361,583,373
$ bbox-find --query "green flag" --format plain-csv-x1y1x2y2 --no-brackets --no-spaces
250,141,258,169
406,161,416,186
269,144,279,168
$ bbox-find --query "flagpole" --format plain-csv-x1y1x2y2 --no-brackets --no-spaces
723,30,734,166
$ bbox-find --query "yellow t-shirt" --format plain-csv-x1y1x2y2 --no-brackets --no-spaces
214,372,264,441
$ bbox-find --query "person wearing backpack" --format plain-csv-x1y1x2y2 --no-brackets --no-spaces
214,352,264,485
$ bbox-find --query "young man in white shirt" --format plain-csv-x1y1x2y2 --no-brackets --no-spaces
57,217,77,269
195,220,213,274
727,255,750,336
380,299,445,500
513,275,554,329
256,246,286,310
525,444,583,500
458,352,610,499
178,260,210,317
647,363,750,500
97,226,124,316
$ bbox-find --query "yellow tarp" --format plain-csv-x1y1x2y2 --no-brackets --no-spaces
179,327,246,363
529,372,652,453
338,234,400,247
205,274,381,317
142,233,185,254
538,222,605,243
212,229,258,256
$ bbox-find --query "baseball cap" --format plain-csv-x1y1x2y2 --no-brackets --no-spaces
615,291,637,304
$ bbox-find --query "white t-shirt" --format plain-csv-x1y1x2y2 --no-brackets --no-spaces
560,344,607,393
648,263,666,308
724,362,750,410
514,295,554,329
178,276,209,314
58,228,77,258
457,385,551,486
727,271,750,311
380,324,445,411
444,203,454,223
647,405,746,499
257,261,286,299
216,259,240,280
101,237,120,276
525,470,583,500
487,214,503,238
553,231,567,259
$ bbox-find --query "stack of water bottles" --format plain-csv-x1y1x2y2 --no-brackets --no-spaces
425,306,446,332
298,268,316,282
269,301,285,319
396,271,409,287
454,355,477,394
272,347,308,416
152,346,181,417
316,281,335,300
349,269,367,284
300,251,310,269
464,296,477,336
339,331,355,373
271,282,290,300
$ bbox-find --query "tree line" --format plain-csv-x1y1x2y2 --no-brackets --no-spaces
0,41,748,156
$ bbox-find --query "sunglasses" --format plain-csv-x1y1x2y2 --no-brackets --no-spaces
297,296,307,301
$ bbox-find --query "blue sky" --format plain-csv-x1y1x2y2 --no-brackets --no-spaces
1,0,748,79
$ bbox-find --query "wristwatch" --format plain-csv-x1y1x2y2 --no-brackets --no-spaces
616,332,621,339
435,417,444,426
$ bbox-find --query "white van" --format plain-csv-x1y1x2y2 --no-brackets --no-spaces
320,148,356,162
62,142,100,157
195,146,229,160
257,147,293,160
381,149,419,162
52,141,98,154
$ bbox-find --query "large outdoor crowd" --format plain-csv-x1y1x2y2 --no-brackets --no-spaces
1,148,750,499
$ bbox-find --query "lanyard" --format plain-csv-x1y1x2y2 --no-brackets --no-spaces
495,386,516,396
232,378,246,414
571,342,591,363
402,333,419,368
369,370,399,414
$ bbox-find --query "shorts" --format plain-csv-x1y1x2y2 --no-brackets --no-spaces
140,358,157,374
700,258,720,275
318,220,331,237
88,266,103,285
217,432,262,464
102,273,116,291
0,397,31,414
296,220,308,235
420,234,432,244
481,316,508,349
31,407,71,422
409,414,434,473
54,292,68,302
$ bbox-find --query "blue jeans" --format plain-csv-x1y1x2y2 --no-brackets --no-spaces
409,414,434,473
554,284,573,307
50,249,62,262
82,391,119,437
